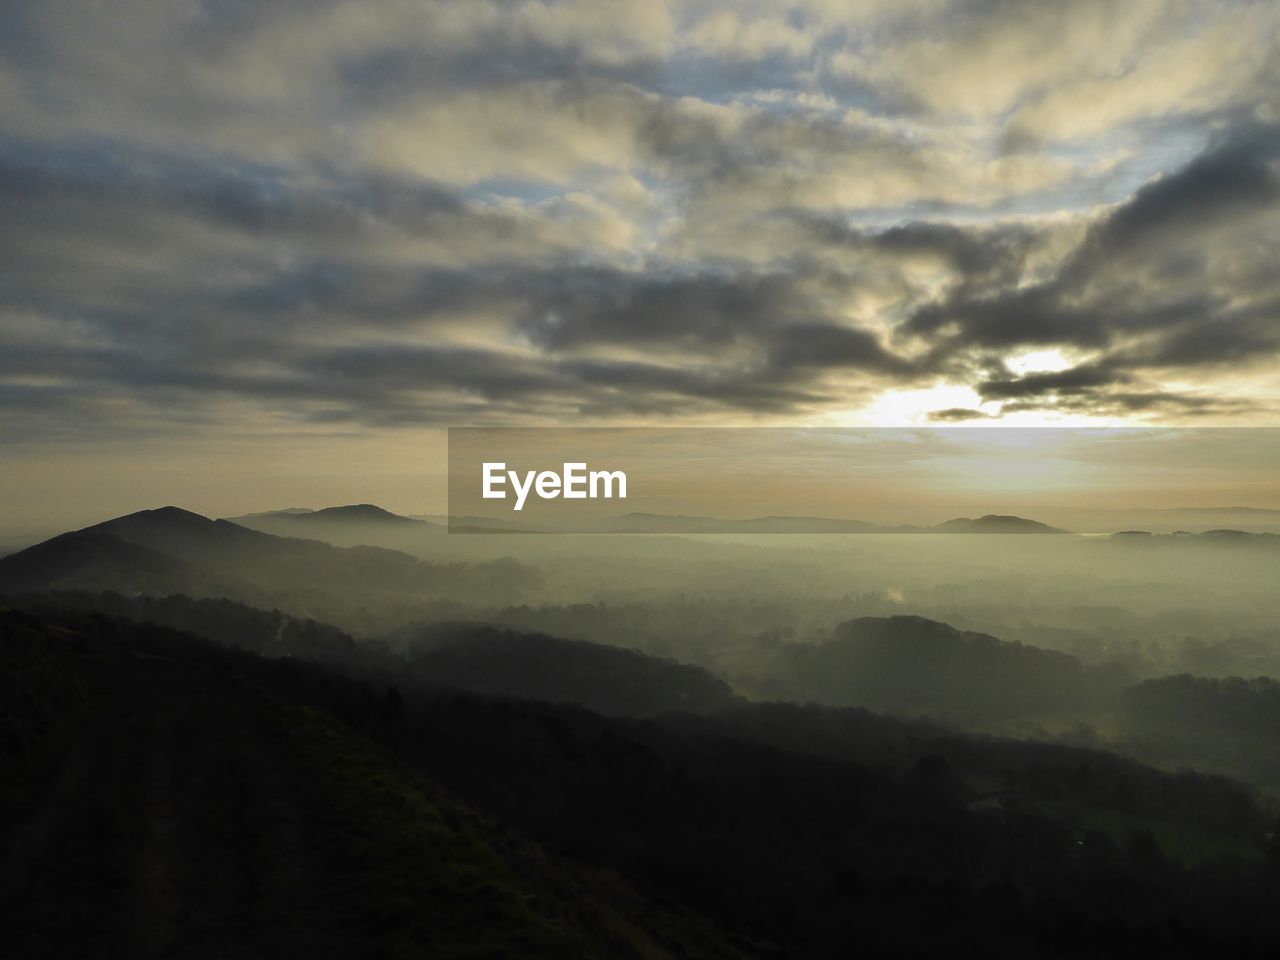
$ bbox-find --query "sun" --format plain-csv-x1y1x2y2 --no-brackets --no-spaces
860,384,994,425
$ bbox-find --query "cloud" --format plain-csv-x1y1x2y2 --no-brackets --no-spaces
1000,391,1257,419
1,0,1277,443
928,407,995,422
900,124,1280,417
978,364,1125,400
765,322,913,375
1004,2,1277,145
683,9,817,61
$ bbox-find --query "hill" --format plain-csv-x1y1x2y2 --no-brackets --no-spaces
7,591,368,666
92,507,425,589
1123,674,1280,789
606,513,895,534
7,604,1280,957
775,615,1091,721
0,607,747,959
230,503,444,551
231,503,429,526
0,507,424,598
0,529,253,598
541,512,1068,534
1105,529,1280,546
402,622,736,716
0,508,543,629
933,515,1070,534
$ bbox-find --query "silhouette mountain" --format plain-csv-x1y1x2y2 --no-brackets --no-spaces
233,503,427,526
1105,528,1280,546
0,508,537,617
230,503,444,550
933,514,1070,533
80,507,421,592
0,528,252,598
597,512,1068,534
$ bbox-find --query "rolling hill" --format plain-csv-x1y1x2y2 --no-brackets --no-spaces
776,615,1090,721
0,529,253,598
0,508,542,624
230,503,432,528
6,603,1278,957
0,607,749,959
401,621,737,716
933,515,1070,534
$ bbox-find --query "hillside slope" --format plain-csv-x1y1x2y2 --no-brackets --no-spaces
776,615,1091,721
402,621,737,716
0,608,750,959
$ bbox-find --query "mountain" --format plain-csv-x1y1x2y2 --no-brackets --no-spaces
230,503,443,550
232,503,428,526
608,513,895,534
100,504,260,549
1104,529,1280,547
0,528,253,598
7,590,369,666
0,607,748,959
78,506,425,594
1123,675,1280,788
410,511,1071,535
402,622,736,716
7,603,1279,957
0,508,542,621
590,512,1068,534
932,514,1070,534
776,615,1090,721
1166,506,1280,517
1012,505,1280,535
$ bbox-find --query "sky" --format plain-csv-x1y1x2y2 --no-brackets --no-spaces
2,1,1279,529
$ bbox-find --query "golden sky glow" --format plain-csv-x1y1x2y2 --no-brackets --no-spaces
2,2,1278,530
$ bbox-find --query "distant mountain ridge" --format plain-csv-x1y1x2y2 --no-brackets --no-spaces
1105,528,1280,546
229,503,431,526
0,507,539,618
228,504,444,549
933,514,1070,534
444,510,1073,534
0,506,422,598
228,503,1076,535
607,513,895,534
607,511,1070,534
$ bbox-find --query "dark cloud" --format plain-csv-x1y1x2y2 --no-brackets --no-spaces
896,125,1280,416
1001,391,1259,419
928,407,994,422
978,363,1126,400
1,2,1276,441
1125,302,1280,368
4,121,1276,435
804,216,1035,280
1067,126,1280,276
516,269,804,350
764,322,913,375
